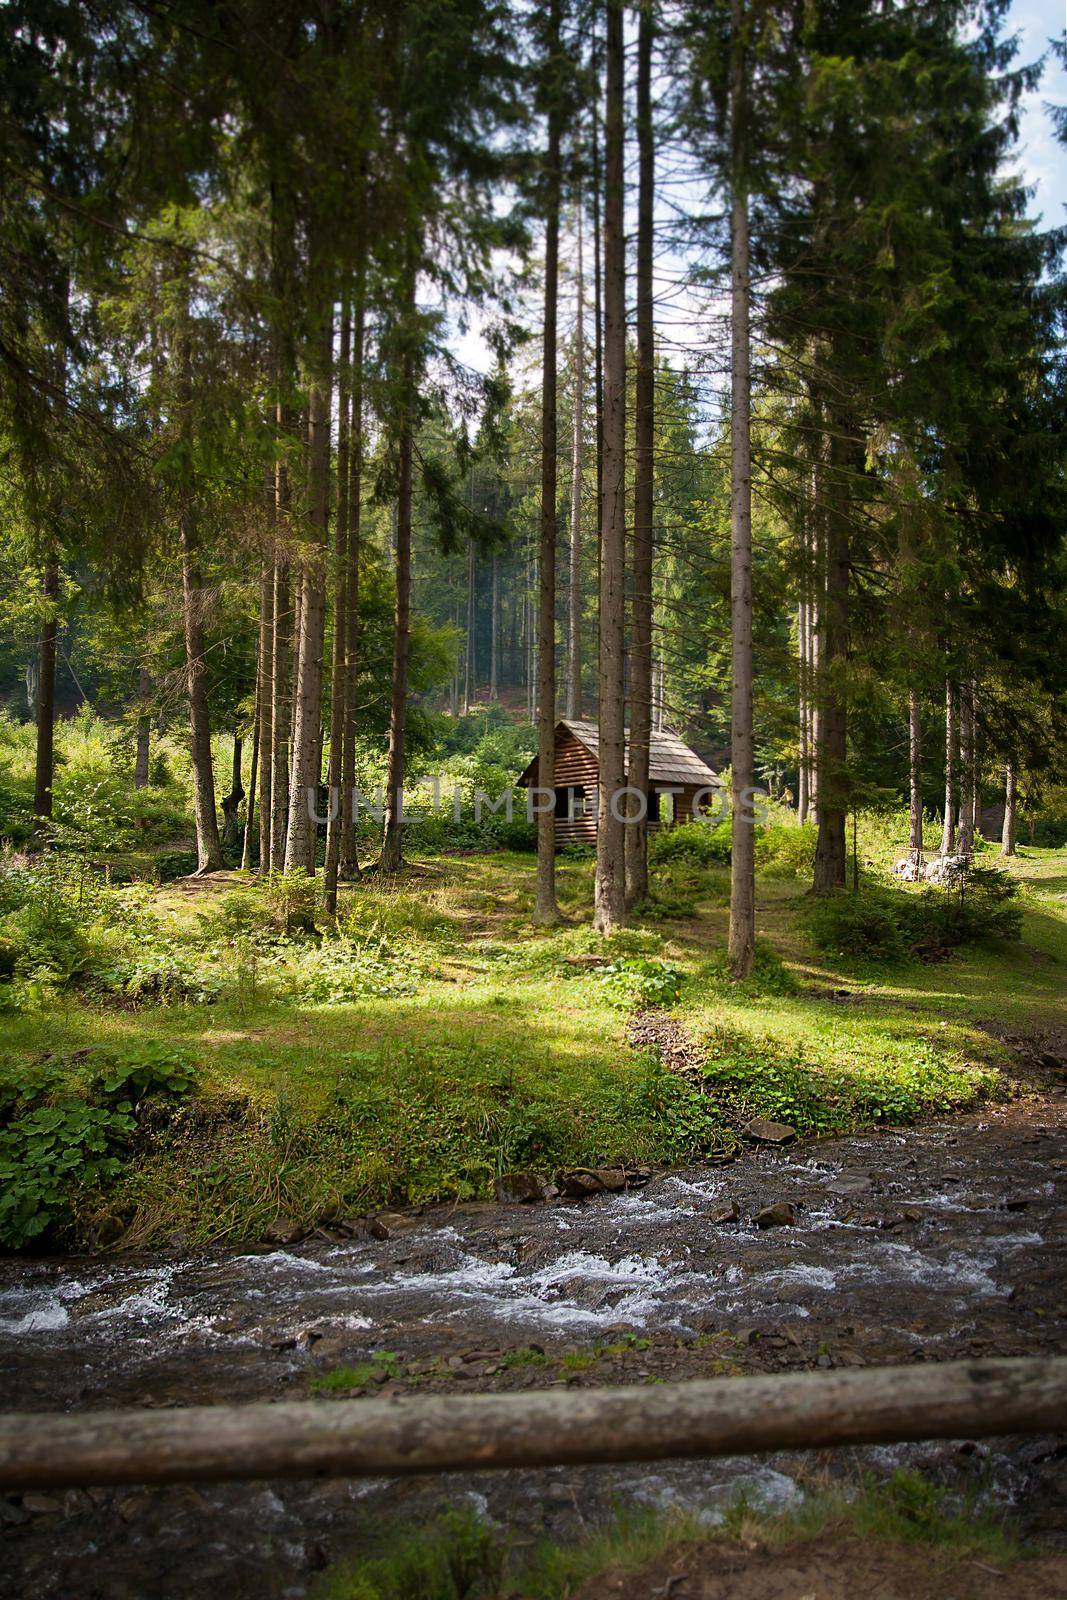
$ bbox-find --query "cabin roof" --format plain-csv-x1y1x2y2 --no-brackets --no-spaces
519,719,722,788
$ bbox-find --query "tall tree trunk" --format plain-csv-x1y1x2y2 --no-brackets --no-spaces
536,0,562,926
566,195,585,721
134,665,152,792
270,554,293,873
256,561,274,873
242,698,259,871
593,0,627,935
340,243,366,883
284,295,333,874
324,299,352,916
811,401,850,894
1000,764,1016,856
178,296,224,875
591,13,604,585
940,679,956,855
726,0,755,970
956,681,975,855
490,555,499,700
626,0,654,910
797,590,809,824
222,735,244,852
908,689,923,862
464,536,475,713
381,263,417,874
807,454,822,829
32,557,59,832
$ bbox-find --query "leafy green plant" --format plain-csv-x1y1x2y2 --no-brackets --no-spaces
598,957,683,1009
0,1097,133,1247
799,866,1023,966
649,819,732,866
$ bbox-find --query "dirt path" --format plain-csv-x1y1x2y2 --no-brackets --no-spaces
1,1077,1065,1598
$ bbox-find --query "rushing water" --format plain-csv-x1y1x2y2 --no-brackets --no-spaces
1,1099,1065,1598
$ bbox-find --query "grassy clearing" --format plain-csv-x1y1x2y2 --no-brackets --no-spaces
310,1470,1042,1600
0,827,1062,1249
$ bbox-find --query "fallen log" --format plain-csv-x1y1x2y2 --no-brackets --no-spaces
1,1358,1064,1491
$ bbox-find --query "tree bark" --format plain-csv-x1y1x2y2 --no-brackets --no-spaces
324,298,352,916
593,0,627,935
536,0,562,927
463,534,475,714
222,735,244,852
908,689,923,862
940,679,956,856
340,244,366,882
590,14,604,584
32,557,59,832
566,195,585,722
3,1358,1063,1491
1001,763,1016,856
626,0,654,912
256,561,274,873
956,681,975,856
134,665,151,792
726,0,755,970
241,710,259,871
269,554,293,873
381,263,417,874
811,405,850,894
490,555,499,700
284,294,333,875
178,296,224,875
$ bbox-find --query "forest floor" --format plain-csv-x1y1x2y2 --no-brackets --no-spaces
1,845,1065,1595
2,843,1065,1248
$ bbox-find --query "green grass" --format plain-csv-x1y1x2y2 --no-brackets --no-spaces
1,835,1063,1249
309,1471,1041,1600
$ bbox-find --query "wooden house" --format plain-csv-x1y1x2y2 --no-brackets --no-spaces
518,719,723,848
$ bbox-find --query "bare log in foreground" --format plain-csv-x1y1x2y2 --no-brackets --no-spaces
2,1359,1065,1491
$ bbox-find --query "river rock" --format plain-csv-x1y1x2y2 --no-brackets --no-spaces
368,1211,419,1241
755,1201,796,1228
263,1217,306,1246
743,1118,797,1146
494,1171,548,1204
558,1168,626,1198
709,1200,741,1225
828,1173,874,1197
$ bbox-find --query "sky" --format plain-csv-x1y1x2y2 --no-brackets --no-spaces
451,0,1066,383
1010,0,1066,222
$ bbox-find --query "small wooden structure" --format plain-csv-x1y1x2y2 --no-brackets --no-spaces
518,718,722,848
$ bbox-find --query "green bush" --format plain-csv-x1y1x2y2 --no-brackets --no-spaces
0,1045,197,1248
597,957,683,1009
754,821,817,878
649,819,732,865
799,866,1023,966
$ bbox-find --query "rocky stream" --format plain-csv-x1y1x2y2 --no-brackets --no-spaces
1,1081,1065,1599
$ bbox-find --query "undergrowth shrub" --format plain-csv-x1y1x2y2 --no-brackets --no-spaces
754,821,816,878
799,866,1023,965
597,957,684,1009
0,1044,197,1248
649,819,732,866
698,1024,995,1135
698,939,797,997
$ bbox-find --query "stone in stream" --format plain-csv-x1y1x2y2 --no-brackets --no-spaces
827,1173,874,1198
743,1118,797,1146
367,1212,420,1241
709,1200,741,1225
494,1171,550,1204
558,1167,627,1198
755,1201,797,1228
263,1217,307,1246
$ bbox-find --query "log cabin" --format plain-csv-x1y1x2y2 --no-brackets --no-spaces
518,718,723,848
